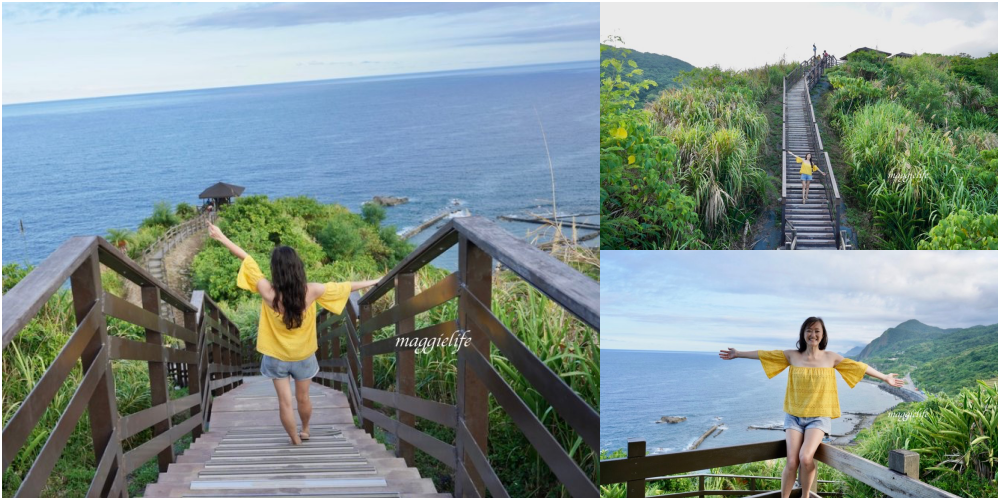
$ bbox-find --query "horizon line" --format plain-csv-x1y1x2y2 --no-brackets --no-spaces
3,59,596,107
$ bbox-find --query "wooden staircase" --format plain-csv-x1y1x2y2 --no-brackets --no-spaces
783,77,837,249
143,377,446,498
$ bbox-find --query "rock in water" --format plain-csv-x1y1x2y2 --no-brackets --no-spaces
372,196,409,206
656,416,687,424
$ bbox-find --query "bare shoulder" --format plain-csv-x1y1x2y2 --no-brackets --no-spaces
781,349,796,361
307,282,326,301
830,351,846,365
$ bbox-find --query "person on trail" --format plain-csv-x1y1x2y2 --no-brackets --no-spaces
208,221,381,445
813,43,817,60
790,152,826,205
719,318,903,498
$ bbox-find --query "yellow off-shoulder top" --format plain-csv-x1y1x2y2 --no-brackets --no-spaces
758,349,868,418
237,255,352,362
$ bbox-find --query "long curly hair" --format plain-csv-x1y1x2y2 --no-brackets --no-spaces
269,246,307,329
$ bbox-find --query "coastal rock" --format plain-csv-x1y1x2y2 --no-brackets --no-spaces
372,196,409,206
656,416,686,424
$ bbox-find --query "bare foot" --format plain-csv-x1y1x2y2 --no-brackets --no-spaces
289,434,302,445
299,428,310,441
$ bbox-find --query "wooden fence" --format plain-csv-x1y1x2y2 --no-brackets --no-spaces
288,215,600,497
2,236,243,497
601,439,958,498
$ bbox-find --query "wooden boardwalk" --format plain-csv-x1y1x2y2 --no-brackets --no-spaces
144,376,445,497
783,76,838,249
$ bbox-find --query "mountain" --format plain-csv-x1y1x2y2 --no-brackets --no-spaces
853,320,998,395
600,44,695,103
842,345,865,357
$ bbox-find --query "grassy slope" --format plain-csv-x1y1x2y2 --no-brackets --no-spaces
599,44,695,103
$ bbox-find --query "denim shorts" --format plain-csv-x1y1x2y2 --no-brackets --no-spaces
260,353,319,381
801,174,813,181
784,413,831,437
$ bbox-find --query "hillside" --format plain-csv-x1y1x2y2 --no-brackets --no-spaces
853,320,998,395
600,44,694,103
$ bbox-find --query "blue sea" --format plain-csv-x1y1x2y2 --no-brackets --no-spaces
2,61,597,267
601,350,903,455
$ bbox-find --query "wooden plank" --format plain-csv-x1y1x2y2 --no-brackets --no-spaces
361,387,457,428
456,234,491,497
363,321,459,356
103,291,197,344
15,346,108,497
464,289,599,452
465,348,598,497
361,407,457,469
2,236,95,348
119,393,201,439
1,304,99,472
142,285,175,471
601,440,787,485
317,358,347,368
457,419,508,497
627,439,646,497
85,433,119,497
358,272,458,336
453,217,599,331
814,443,957,497
395,272,415,465
122,413,202,474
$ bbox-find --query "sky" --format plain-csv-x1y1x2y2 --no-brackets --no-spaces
1,2,598,104
602,251,999,353
601,2,998,70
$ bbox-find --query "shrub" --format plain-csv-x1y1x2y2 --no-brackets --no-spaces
918,210,999,249
361,202,386,226
140,201,180,229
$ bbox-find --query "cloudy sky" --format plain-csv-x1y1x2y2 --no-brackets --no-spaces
602,251,999,353
601,2,998,70
2,2,598,104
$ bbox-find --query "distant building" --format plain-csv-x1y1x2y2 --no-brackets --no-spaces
889,52,914,59
199,181,245,211
840,47,891,60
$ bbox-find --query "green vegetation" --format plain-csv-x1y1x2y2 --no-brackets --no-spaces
600,381,997,498
599,44,695,103
853,320,998,396
821,50,998,249
601,37,796,249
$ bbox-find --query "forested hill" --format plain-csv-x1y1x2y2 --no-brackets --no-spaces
853,320,998,395
600,44,694,103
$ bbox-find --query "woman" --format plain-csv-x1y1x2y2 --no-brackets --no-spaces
791,152,826,205
208,221,381,445
718,317,903,498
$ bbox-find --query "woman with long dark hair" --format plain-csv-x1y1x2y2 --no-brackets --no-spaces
719,317,903,498
208,222,381,444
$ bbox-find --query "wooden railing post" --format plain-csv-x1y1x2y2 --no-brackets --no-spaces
331,332,342,391
455,235,492,497
142,284,175,470
698,475,705,497
211,305,222,398
184,307,203,439
889,449,919,479
360,303,374,436
395,272,416,466
626,439,646,497
71,246,125,496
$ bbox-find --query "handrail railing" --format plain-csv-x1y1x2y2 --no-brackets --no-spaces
306,215,600,497
601,439,958,498
2,236,243,497
139,210,216,265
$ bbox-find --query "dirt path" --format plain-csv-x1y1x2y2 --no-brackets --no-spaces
121,232,207,321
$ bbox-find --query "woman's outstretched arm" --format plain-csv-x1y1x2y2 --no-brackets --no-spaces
207,222,248,260
864,365,904,387
719,348,760,360
351,279,380,291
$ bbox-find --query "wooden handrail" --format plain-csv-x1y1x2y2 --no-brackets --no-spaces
314,215,599,497
2,235,243,497
600,439,958,498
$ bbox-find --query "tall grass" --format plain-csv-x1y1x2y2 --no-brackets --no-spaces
823,51,997,249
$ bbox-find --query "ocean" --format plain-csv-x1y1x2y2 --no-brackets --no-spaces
2,61,597,267
601,350,904,455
